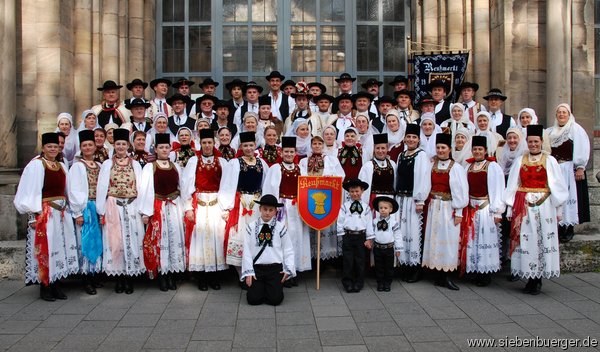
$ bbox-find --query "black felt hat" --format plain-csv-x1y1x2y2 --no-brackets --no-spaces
78,130,95,144
126,98,151,110
418,93,437,106
307,82,326,94
172,78,196,88
343,178,369,192
428,80,450,93
255,194,284,207
195,94,218,106
166,93,191,106
214,100,229,110
352,91,374,102
244,81,264,93
373,133,388,145
266,71,285,81
225,78,247,91
361,78,383,89
281,136,296,149
405,124,420,137
393,89,415,101
113,128,130,142
199,78,219,88
239,131,256,144
374,96,395,106
456,81,479,93
527,124,544,138
281,80,296,89
372,196,399,214
389,75,409,86
435,133,452,148
42,132,59,145
154,133,171,146
259,95,272,106
150,78,173,89
335,73,356,83
483,88,507,101
335,93,353,103
314,94,334,103
97,80,123,91
126,78,148,90
471,135,487,148
199,128,215,140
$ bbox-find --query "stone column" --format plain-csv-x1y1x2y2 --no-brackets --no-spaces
421,0,439,45
0,0,17,167
472,0,490,96
101,0,120,82
128,0,145,79
545,0,572,126
143,0,156,92
74,0,93,124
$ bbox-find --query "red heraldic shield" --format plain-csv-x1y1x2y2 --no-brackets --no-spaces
298,176,344,230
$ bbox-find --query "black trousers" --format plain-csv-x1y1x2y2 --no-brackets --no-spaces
342,232,366,289
247,263,284,306
373,245,394,285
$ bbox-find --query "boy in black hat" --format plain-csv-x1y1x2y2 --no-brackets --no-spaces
307,82,326,111
456,81,486,123
149,78,173,120
429,80,452,125
233,81,263,126
311,94,334,137
483,88,515,138
241,194,296,306
389,75,409,92
167,93,196,135
124,78,149,107
353,92,378,131
127,98,152,132
172,78,196,116
225,79,247,120
373,96,395,133
198,78,219,96
337,178,374,293
266,71,293,121
369,196,402,292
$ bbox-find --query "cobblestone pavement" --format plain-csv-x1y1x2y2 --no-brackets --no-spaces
0,268,599,351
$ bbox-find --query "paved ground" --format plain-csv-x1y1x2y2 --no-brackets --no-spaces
0,268,599,352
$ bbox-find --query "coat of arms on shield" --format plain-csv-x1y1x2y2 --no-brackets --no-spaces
298,176,343,230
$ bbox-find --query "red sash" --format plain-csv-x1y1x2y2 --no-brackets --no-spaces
143,199,164,279
34,203,52,286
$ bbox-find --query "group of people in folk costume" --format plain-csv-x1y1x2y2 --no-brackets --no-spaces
15,72,590,303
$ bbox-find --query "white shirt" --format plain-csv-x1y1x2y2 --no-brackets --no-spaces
233,101,259,126
335,113,354,142
371,216,402,251
337,199,374,238
489,110,516,132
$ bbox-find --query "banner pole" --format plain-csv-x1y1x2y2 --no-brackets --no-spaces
316,229,321,290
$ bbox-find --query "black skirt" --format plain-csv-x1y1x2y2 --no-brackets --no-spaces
576,172,590,223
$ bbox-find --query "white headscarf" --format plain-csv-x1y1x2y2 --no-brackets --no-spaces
419,112,442,158
452,127,472,166
474,111,501,155
548,103,575,147
384,110,405,146
516,108,539,135
498,127,526,175
444,103,474,143
77,109,99,131
322,125,340,158
292,119,311,156
56,112,78,163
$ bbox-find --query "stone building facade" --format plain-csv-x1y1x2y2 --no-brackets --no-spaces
0,0,596,168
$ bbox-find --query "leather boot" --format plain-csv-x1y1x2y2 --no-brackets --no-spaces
40,284,56,302
476,273,491,287
124,276,134,294
167,273,177,290
523,278,535,294
207,272,220,290
92,275,104,288
84,275,97,295
529,278,542,295
51,282,67,300
405,266,422,283
115,277,124,293
197,272,208,291
441,273,459,290
158,274,168,292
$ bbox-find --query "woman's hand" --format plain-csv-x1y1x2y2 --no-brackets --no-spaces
245,275,255,287
75,216,84,226
454,216,463,226
222,210,230,221
575,168,585,181
494,217,502,224
185,210,195,222
415,204,424,213
142,215,150,225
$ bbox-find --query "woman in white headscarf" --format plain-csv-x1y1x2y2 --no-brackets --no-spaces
474,111,503,156
452,127,473,167
230,112,265,151
355,114,373,163
419,112,442,159
56,112,79,166
78,110,100,132
385,110,407,162
440,103,475,140
546,103,591,242
516,108,550,152
322,125,340,159
287,118,312,158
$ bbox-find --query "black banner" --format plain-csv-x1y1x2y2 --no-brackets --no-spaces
412,53,469,103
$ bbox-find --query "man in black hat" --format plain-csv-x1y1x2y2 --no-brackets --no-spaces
311,94,334,137
329,93,355,142
429,80,452,125
353,92,378,132
224,79,247,120
483,88,515,138
233,81,263,126
91,80,130,128
331,73,356,114
456,81,486,123
211,100,238,137
373,96,395,133
199,78,219,97
395,90,420,124
196,94,218,123
266,71,293,122
149,78,173,120
127,98,152,132
361,78,383,115
124,78,149,107
172,78,196,116
307,82,326,112
281,79,296,95
241,194,296,306
167,93,196,136
389,75,409,93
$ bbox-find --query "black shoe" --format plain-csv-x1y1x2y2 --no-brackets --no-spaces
239,281,248,291
352,283,362,293
51,283,67,300
124,278,134,294
383,283,391,292
290,277,299,287
83,276,97,295
208,279,221,290
523,279,535,294
158,275,168,292
198,280,208,291
167,274,177,290
529,279,542,295
115,278,124,294
92,276,104,288
376,283,384,292
405,267,422,283
443,276,460,291
507,274,520,282
283,280,293,288
475,274,492,287
40,285,56,302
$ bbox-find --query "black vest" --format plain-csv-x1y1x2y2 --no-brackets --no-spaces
168,115,196,136
495,114,513,139
211,118,238,138
396,149,422,197
227,99,244,121
435,100,452,125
